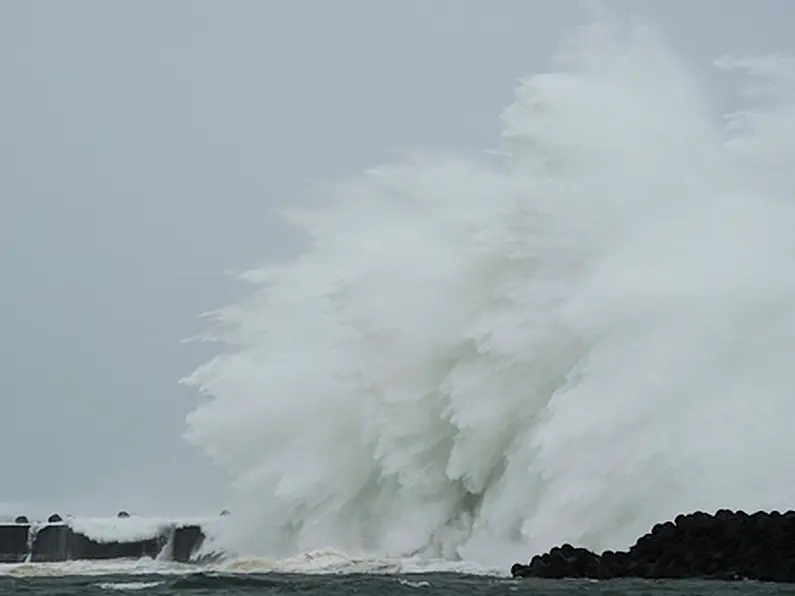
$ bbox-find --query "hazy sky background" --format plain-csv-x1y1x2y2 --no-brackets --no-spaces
3,0,794,519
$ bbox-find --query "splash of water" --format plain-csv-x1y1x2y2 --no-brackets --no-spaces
182,17,795,567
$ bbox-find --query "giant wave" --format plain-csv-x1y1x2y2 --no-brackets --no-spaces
181,15,795,569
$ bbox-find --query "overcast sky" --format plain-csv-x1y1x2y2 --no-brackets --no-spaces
2,1,794,519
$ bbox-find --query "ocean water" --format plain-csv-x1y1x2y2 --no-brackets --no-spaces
6,572,795,596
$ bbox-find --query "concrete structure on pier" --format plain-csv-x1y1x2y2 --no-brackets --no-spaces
0,511,220,563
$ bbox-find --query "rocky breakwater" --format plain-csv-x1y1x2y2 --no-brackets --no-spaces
511,510,795,583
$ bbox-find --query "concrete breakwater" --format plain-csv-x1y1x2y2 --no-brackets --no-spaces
511,509,795,583
0,512,225,564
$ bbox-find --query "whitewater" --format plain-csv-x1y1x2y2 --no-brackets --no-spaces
180,15,795,572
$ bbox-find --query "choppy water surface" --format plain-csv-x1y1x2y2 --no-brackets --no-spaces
6,573,795,596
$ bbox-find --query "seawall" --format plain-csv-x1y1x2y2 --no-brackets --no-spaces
0,512,224,564
511,509,795,583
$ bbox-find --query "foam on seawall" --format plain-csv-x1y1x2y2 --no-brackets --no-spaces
67,516,221,544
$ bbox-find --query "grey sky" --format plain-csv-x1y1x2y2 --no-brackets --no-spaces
2,1,794,519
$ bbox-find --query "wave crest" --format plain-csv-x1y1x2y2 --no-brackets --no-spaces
182,17,795,566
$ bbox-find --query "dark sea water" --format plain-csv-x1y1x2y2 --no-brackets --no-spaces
5,573,795,596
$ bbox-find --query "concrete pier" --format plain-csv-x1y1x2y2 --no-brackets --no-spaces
171,525,206,563
60,526,168,561
0,524,29,563
0,514,216,563
30,524,69,562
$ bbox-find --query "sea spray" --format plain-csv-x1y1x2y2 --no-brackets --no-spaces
182,17,795,567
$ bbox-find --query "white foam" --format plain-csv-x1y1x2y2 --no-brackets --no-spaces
0,551,503,578
398,579,432,588
0,558,193,577
182,11,795,570
68,518,171,544
96,581,165,591
66,516,221,543
215,550,503,576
